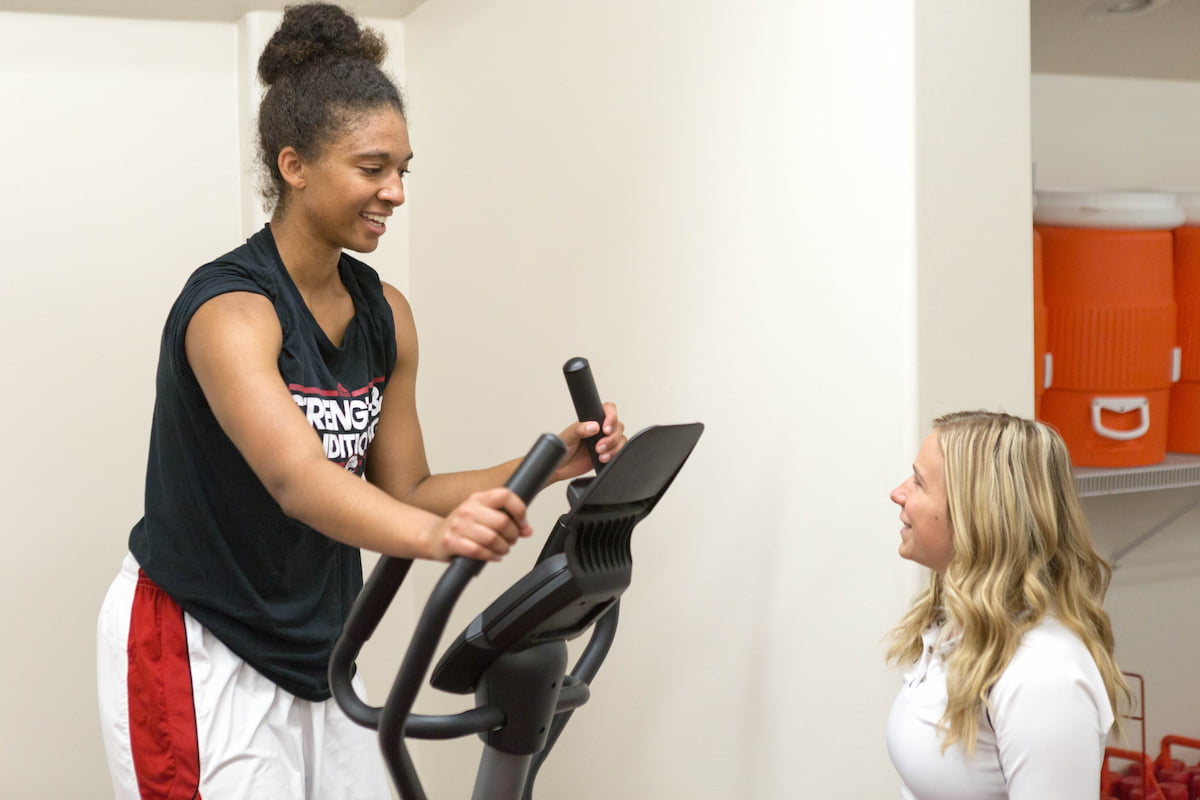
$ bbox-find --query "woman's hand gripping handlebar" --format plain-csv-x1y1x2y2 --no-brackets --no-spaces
329,433,567,731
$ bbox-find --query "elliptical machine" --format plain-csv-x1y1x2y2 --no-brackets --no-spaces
330,358,703,800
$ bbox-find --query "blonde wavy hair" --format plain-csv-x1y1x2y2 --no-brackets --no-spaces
887,410,1128,754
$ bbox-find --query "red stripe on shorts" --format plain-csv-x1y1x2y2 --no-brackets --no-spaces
127,570,203,800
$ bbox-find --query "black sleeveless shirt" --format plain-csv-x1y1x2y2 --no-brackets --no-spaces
129,225,397,700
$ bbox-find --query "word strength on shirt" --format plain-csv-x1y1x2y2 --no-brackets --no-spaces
289,379,385,474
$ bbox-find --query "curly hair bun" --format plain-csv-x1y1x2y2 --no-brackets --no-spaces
258,3,388,86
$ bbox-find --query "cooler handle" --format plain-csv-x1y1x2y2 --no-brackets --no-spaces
1043,353,1053,390
1091,397,1151,441
1172,346,1182,383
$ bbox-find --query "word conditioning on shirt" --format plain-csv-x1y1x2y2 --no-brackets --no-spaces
290,378,385,474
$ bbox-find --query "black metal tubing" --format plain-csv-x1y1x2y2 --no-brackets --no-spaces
405,706,507,740
331,359,705,800
397,673,588,743
371,433,567,799
329,556,413,729
554,675,591,713
380,556,483,799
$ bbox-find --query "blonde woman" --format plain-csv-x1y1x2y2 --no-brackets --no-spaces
886,411,1126,800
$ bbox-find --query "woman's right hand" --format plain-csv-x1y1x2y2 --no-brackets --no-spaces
425,487,532,562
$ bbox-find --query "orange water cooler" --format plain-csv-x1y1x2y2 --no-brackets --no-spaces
1034,190,1182,467
1169,192,1200,454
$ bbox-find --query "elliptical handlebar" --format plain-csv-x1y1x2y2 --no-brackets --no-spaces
328,434,565,742
502,433,572,504
376,433,566,800
331,357,704,800
329,556,414,728
562,357,607,473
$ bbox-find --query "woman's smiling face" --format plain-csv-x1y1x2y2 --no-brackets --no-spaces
890,430,954,574
288,105,412,254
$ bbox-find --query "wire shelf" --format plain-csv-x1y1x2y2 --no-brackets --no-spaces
1074,453,1200,497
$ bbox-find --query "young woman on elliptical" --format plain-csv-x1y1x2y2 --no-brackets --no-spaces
96,5,626,798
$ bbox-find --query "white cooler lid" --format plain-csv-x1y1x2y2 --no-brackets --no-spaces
1033,189,1185,230
1152,187,1200,225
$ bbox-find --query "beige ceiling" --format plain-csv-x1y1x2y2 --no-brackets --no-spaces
1033,0,1200,81
0,0,426,22
3,1,1196,82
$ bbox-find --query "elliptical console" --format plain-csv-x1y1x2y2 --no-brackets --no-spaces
330,358,703,800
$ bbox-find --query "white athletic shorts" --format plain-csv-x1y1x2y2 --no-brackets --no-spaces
97,552,391,800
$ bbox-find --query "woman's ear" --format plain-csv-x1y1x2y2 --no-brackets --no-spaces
278,146,306,190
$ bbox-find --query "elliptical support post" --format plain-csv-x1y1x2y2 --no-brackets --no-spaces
473,752,535,800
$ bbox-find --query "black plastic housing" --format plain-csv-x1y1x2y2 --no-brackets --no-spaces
430,422,704,695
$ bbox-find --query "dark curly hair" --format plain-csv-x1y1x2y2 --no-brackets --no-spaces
256,3,406,212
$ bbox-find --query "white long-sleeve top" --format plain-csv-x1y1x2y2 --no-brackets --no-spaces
887,615,1114,800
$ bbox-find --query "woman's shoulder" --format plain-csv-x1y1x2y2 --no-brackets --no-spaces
184,229,280,293
989,615,1115,733
1021,614,1091,649
995,616,1105,693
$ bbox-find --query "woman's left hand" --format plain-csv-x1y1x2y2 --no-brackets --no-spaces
554,401,627,481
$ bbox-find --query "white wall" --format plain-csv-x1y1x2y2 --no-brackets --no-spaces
1033,71,1200,753
396,1,1030,797
0,9,410,796
0,12,241,795
0,2,1036,797
1033,73,1200,189
917,2,1034,423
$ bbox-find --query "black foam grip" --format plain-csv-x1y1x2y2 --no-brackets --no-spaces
562,357,605,472
506,433,568,503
